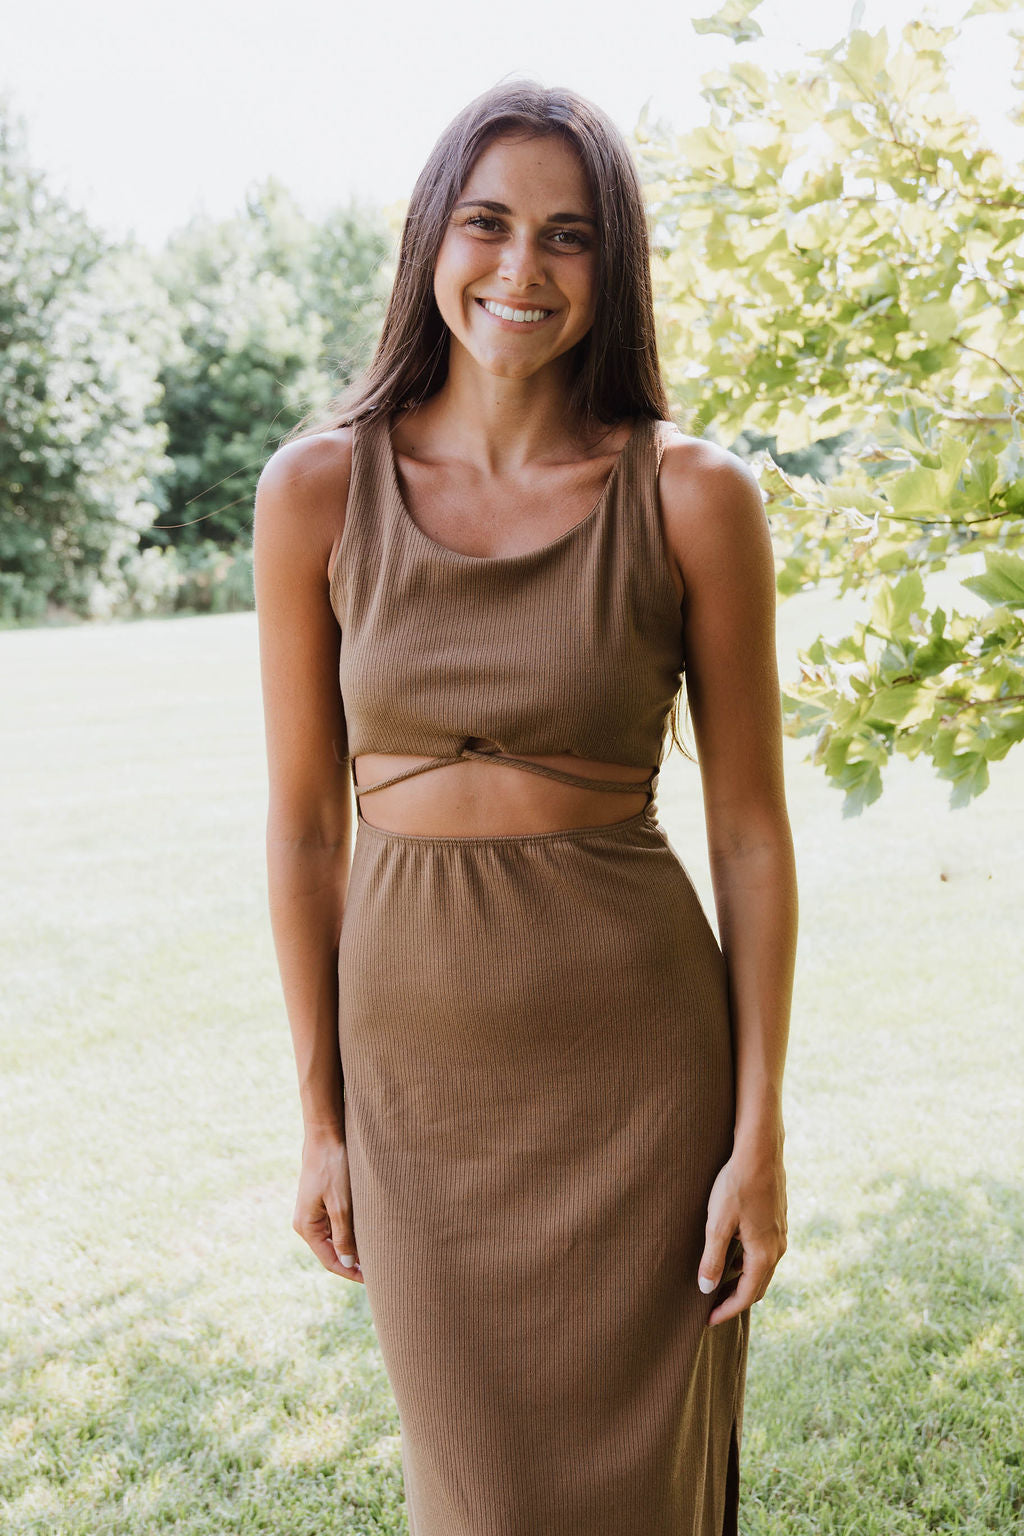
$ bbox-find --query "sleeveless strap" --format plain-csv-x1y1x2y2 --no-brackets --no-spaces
353,748,653,797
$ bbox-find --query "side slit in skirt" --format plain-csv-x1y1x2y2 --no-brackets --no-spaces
337,803,750,1536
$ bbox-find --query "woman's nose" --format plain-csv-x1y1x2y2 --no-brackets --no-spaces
497,237,546,290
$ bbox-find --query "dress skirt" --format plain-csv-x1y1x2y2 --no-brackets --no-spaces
337,803,749,1536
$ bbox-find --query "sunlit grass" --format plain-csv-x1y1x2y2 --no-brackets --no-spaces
1,583,1021,1532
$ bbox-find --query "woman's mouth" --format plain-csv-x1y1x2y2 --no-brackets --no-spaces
475,298,557,328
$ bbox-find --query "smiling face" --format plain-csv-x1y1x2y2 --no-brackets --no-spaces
432,132,601,385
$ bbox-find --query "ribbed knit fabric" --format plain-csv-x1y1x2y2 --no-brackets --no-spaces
331,410,750,1535
329,411,685,814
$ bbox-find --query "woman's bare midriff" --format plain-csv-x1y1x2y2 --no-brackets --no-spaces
352,752,651,836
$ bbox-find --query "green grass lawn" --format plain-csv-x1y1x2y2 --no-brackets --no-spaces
1,584,1021,1534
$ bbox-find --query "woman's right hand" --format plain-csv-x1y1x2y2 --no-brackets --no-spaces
293,1131,364,1283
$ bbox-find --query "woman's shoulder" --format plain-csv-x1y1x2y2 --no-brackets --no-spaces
657,425,763,514
258,425,360,515
259,425,356,505
655,426,769,574
255,427,357,586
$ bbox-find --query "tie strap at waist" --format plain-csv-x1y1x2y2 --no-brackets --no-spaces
353,748,654,798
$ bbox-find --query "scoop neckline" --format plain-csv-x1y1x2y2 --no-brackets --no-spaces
382,411,646,565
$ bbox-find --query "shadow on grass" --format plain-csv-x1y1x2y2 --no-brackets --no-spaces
742,1171,1024,1535
0,1273,408,1536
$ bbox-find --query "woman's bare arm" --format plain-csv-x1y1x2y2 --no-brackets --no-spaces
660,437,798,1327
253,429,363,1279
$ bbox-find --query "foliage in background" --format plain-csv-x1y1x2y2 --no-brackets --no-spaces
0,99,171,623
147,179,392,554
0,99,393,625
635,0,1024,811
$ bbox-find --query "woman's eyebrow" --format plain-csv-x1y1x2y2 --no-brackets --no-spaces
453,198,597,227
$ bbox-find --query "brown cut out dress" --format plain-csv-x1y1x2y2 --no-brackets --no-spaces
329,410,749,1535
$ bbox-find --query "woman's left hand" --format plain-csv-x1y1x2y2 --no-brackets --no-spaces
698,1138,788,1328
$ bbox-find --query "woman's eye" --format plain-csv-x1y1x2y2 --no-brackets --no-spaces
463,216,587,248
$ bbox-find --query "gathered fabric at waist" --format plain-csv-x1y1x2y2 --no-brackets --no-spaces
351,745,656,799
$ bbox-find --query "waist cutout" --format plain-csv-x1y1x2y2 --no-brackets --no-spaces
352,746,655,798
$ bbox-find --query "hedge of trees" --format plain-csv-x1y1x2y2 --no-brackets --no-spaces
0,107,393,625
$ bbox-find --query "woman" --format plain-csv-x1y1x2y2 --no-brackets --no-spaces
254,80,796,1535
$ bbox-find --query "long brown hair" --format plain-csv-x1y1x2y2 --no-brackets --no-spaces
283,78,693,761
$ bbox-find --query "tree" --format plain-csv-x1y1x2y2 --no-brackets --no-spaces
633,0,1024,811
147,181,392,551
0,97,169,621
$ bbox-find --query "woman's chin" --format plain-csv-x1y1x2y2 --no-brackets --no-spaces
453,341,566,383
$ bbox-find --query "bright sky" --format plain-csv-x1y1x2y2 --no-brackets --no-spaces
2,0,1021,251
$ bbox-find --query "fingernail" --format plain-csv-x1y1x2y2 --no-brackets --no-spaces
339,1254,355,1267
698,1275,716,1294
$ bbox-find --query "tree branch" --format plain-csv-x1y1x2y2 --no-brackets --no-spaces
937,693,1024,721
953,337,1023,392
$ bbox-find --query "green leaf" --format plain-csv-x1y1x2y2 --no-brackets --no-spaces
945,753,991,808
844,26,889,85
961,551,1024,610
837,758,884,817
888,466,945,515
864,683,935,726
870,572,926,637
906,299,958,343
692,0,765,42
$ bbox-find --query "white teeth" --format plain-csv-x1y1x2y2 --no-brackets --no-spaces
480,299,552,324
